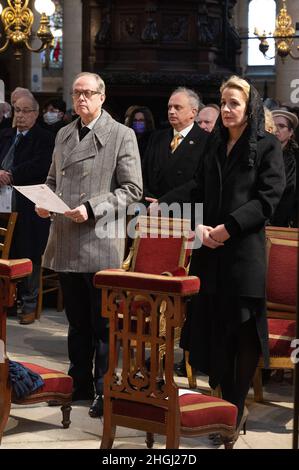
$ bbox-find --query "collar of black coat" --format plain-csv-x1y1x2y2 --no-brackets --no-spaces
60,109,113,147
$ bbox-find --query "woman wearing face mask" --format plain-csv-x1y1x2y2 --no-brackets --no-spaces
180,76,285,443
126,106,155,160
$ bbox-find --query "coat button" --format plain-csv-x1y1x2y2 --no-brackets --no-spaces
177,170,182,175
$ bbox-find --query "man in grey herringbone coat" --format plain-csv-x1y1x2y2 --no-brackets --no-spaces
36,72,142,417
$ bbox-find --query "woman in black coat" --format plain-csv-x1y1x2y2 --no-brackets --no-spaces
181,76,286,436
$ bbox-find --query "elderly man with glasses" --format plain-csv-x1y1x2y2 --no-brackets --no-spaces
0,94,55,324
36,72,143,418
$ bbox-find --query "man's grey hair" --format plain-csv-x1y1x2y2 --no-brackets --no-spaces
14,94,39,113
73,72,106,94
171,87,202,112
11,87,34,106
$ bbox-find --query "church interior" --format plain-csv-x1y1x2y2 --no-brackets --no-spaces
0,0,298,453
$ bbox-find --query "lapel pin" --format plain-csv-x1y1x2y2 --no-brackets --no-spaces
189,140,194,145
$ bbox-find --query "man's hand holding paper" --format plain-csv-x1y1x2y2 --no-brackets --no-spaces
13,184,70,214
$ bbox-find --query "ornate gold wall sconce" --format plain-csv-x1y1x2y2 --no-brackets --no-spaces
0,0,55,59
254,0,299,61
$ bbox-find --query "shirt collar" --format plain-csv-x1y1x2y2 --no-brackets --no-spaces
173,122,194,138
16,129,29,137
81,111,102,130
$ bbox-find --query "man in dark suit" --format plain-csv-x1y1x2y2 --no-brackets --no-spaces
142,87,208,375
0,95,55,324
142,86,208,214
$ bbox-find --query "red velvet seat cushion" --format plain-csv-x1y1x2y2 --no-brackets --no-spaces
16,362,73,398
179,393,237,429
268,319,296,357
94,270,200,296
112,392,237,429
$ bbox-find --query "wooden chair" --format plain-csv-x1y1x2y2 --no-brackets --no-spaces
0,259,72,444
253,228,298,402
94,216,238,449
0,212,18,259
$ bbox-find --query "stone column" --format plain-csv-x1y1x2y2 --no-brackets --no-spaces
63,0,82,109
275,0,299,105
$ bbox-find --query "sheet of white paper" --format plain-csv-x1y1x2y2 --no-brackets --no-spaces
13,184,70,214
0,185,13,212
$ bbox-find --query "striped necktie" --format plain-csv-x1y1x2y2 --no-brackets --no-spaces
170,133,182,153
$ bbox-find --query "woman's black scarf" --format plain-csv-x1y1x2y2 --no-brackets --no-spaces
208,82,266,168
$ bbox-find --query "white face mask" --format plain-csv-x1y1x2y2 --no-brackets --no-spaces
44,111,60,125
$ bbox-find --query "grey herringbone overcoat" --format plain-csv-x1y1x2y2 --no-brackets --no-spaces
43,110,143,273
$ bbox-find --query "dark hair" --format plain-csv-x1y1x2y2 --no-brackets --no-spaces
43,98,66,114
127,106,155,132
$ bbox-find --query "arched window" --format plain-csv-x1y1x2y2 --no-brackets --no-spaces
248,0,276,66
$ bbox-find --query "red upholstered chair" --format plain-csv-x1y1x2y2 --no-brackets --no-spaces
0,259,72,444
253,228,298,402
94,217,238,449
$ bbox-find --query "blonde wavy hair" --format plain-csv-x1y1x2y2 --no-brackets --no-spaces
220,75,250,104
264,107,276,134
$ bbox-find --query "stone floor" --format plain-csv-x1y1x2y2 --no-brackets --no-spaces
1,308,295,450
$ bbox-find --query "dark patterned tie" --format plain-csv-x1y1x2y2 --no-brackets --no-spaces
1,133,23,171
79,126,91,141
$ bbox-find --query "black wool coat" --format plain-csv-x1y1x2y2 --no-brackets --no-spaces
0,124,55,261
183,130,286,380
142,123,209,205
190,130,286,297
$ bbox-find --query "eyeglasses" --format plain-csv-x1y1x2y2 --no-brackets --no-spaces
14,108,36,114
71,90,101,100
